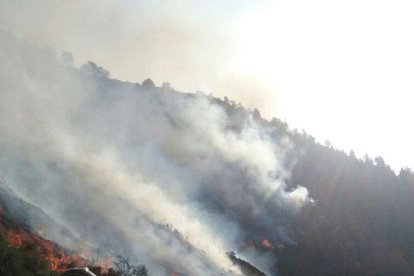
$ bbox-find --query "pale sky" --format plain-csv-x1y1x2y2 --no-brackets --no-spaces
0,0,413,171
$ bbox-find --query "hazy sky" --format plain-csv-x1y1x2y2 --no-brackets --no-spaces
1,0,413,170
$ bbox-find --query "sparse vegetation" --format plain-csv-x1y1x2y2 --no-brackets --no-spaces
113,256,148,276
0,228,59,276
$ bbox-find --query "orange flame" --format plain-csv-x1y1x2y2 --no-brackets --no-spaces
261,239,275,250
6,228,86,271
1,208,114,274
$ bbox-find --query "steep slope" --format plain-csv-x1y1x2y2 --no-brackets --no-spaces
278,144,414,276
3,30,414,276
0,186,78,246
0,31,309,275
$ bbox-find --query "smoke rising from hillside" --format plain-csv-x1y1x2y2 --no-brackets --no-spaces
0,0,278,118
0,31,309,275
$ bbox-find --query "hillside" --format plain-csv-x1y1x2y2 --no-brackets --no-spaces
279,144,414,276
1,30,414,275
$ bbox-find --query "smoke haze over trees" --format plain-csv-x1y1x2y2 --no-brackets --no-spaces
1,29,414,276
0,31,309,275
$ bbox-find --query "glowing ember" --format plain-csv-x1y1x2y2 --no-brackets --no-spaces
261,239,275,250
7,229,27,247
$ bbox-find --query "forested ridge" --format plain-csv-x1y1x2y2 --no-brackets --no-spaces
1,82,414,275
279,139,414,275
205,94,414,275
0,31,413,274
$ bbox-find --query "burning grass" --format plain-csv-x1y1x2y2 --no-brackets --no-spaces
6,228,86,271
0,210,115,275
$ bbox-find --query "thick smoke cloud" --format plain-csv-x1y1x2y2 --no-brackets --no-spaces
0,32,309,275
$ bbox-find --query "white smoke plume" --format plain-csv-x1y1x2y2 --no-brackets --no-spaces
0,31,310,275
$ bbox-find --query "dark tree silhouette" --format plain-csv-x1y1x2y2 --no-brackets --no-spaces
142,78,155,89
80,61,109,78
114,256,148,276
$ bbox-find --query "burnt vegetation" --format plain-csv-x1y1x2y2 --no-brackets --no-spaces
205,96,414,275
2,83,414,275
208,92,414,275
0,38,413,275
0,223,147,276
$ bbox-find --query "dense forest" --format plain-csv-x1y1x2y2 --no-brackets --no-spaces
279,143,414,276
215,97,414,275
